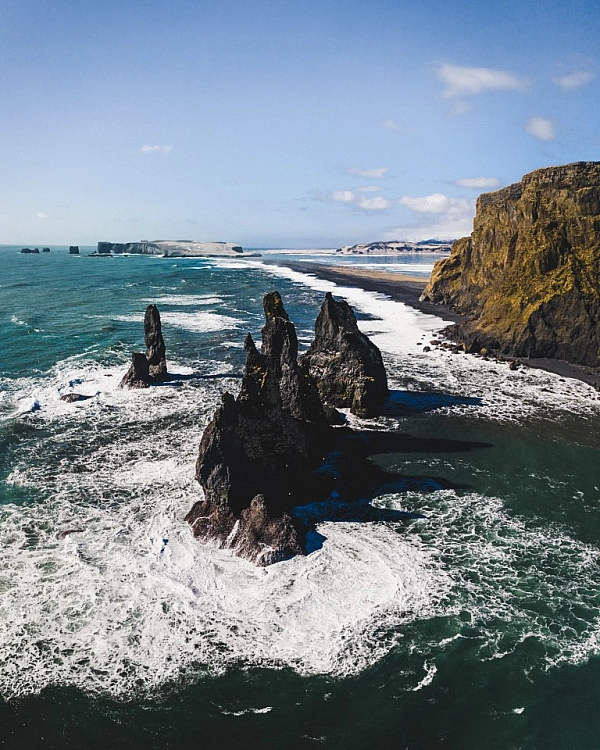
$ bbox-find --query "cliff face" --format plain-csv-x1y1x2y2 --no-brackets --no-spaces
97,240,244,256
422,162,600,367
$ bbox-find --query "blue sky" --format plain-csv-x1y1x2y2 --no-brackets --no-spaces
1,0,598,247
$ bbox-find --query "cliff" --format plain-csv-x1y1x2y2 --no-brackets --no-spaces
97,240,244,257
421,162,600,367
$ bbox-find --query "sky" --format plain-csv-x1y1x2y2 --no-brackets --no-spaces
1,0,599,248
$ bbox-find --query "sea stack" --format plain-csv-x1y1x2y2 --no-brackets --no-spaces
299,292,389,416
421,162,600,368
185,292,334,566
120,304,168,388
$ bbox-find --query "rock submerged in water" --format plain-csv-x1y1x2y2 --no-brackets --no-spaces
120,304,168,388
421,162,600,368
299,292,388,416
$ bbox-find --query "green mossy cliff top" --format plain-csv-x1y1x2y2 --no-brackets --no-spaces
422,162,600,367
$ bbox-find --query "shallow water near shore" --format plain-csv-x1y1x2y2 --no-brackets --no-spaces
1,246,600,748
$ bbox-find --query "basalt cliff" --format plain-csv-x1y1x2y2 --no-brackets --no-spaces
421,162,600,368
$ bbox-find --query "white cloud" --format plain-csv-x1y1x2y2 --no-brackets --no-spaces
356,196,392,210
140,144,173,154
356,185,382,193
36,212,49,220
395,192,476,239
454,176,500,189
381,119,411,134
331,190,355,203
526,117,555,141
346,166,389,178
438,63,530,98
382,213,473,242
553,70,594,89
399,193,474,216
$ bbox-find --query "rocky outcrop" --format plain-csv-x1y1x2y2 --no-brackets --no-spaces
69,246,80,255
299,292,389,416
120,305,168,388
421,162,600,367
96,240,245,257
20,248,40,254
185,292,333,565
60,393,91,403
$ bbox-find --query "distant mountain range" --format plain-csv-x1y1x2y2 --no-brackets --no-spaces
337,240,453,254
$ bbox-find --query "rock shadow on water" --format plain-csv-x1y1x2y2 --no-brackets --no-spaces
383,389,483,416
292,427,490,554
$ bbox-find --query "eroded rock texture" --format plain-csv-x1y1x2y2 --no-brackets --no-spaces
299,292,389,416
185,292,334,566
120,304,168,388
421,162,600,367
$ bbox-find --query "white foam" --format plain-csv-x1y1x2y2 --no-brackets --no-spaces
0,485,452,698
112,311,240,333
374,490,600,671
145,295,226,306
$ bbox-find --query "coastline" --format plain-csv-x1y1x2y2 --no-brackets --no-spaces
263,259,600,390
261,260,466,323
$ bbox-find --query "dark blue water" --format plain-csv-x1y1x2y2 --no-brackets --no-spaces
1,245,600,749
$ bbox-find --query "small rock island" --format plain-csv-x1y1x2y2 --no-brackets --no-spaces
120,305,168,388
421,162,600,369
185,291,389,566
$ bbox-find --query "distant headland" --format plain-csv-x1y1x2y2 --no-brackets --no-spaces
94,240,258,257
337,239,453,254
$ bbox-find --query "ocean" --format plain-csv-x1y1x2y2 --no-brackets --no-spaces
1,245,600,749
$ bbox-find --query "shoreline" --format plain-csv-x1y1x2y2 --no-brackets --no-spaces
263,259,600,390
262,260,466,323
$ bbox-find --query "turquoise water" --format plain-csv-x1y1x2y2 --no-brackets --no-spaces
1,245,600,749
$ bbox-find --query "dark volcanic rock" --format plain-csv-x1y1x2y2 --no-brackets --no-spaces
60,393,91,403
186,292,332,566
421,162,600,368
120,305,168,388
69,246,80,255
120,352,151,389
20,247,40,254
299,292,389,416
144,304,168,380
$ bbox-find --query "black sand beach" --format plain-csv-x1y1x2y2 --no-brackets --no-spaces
265,259,600,390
